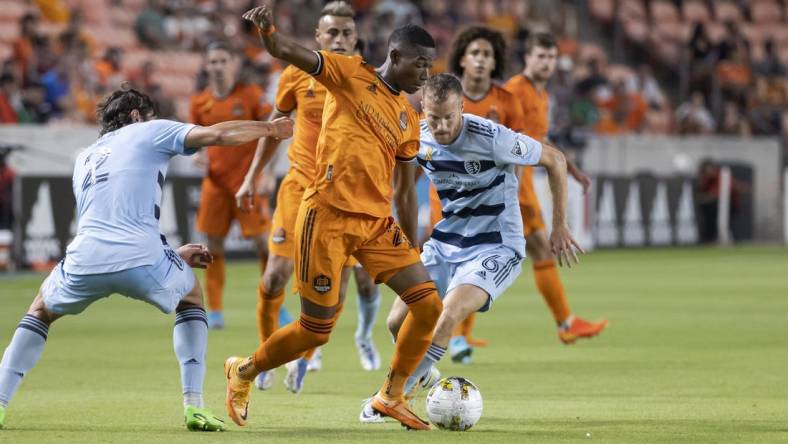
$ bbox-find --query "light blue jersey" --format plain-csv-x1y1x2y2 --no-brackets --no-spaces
418,114,543,262
64,119,196,275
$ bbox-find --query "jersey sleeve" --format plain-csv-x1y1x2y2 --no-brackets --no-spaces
150,120,198,157
249,85,273,120
311,50,363,91
275,68,297,113
396,111,420,162
188,95,202,125
492,123,542,167
506,94,527,133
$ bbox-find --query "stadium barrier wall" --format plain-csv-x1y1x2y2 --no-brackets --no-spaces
583,135,783,242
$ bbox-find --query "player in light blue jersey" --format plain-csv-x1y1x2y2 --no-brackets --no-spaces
360,73,581,422
0,87,293,431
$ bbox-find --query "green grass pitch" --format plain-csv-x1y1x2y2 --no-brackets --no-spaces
1,246,787,443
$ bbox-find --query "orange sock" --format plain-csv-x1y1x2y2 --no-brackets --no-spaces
205,254,225,312
380,281,442,400
533,259,571,325
452,313,476,337
252,313,334,372
303,347,316,360
256,283,284,343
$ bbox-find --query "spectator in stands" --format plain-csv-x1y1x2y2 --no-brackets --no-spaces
13,13,40,82
716,45,752,104
40,56,74,118
688,22,715,96
719,100,751,136
17,81,52,123
0,149,15,230
595,79,647,134
748,77,786,135
676,91,715,134
373,0,423,27
696,159,723,244
136,0,172,49
631,64,666,110
129,60,157,92
754,40,786,78
94,47,124,89
0,74,19,124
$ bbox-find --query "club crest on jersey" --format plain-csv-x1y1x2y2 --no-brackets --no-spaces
271,227,286,244
464,160,481,175
313,275,331,294
399,111,408,131
511,140,524,157
305,88,315,98
232,102,244,117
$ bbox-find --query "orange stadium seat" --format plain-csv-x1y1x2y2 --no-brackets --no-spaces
589,0,615,23
619,0,649,43
0,1,29,21
650,0,680,24
0,24,18,44
0,44,12,60
682,0,711,23
714,1,743,23
751,1,782,25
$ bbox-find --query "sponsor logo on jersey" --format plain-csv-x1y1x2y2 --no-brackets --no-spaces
464,160,481,175
271,227,286,244
313,274,331,294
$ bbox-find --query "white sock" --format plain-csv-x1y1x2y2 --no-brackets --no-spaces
355,288,381,342
173,307,207,408
403,343,445,395
0,315,49,408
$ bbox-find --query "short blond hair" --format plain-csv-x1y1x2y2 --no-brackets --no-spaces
320,1,354,18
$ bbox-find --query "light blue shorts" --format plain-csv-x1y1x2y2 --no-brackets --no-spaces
421,243,523,312
41,247,196,315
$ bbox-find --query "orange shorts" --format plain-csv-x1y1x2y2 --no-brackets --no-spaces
518,166,546,236
196,178,270,238
293,194,421,306
269,173,359,267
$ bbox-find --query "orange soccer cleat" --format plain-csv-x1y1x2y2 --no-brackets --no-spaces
558,316,608,344
370,394,431,430
224,357,253,426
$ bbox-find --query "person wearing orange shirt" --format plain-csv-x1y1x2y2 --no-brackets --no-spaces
190,41,273,329
226,5,442,430
234,1,382,394
504,32,607,344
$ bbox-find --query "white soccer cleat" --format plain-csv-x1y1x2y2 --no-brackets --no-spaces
405,366,441,402
254,368,275,391
355,337,381,371
307,347,322,372
283,358,308,394
358,397,385,424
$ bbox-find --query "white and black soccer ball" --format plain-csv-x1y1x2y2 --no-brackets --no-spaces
425,376,483,431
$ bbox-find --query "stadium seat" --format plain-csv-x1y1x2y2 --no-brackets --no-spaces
714,1,743,23
650,0,680,24
751,1,782,25
0,23,18,44
682,0,711,24
0,1,29,21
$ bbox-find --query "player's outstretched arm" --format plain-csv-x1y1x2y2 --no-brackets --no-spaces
537,142,585,267
243,4,320,74
184,117,293,150
176,244,213,269
236,109,292,211
394,161,419,246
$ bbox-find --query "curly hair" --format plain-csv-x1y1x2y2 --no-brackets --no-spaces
96,86,156,135
448,26,507,80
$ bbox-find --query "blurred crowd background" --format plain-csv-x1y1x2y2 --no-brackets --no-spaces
0,0,786,144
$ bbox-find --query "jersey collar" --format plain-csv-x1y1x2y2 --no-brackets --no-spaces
375,71,401,95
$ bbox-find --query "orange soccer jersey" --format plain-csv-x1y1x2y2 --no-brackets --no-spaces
190,83,273,193
305,50,421,218
275,65,326,188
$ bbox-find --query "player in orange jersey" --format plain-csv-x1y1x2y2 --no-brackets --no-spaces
504,32,607,345
234,1,382,394
190,41,273,329
225,4,442,430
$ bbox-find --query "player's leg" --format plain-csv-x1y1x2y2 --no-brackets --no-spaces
196,180,233,329
353,263,381,371
520,171,607,344
0,290,60,428
224,198,349,426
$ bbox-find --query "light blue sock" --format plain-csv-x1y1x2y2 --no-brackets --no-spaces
0,315,49,407
403,343,445,395
355,288,380,342
173,307,207,408
279,306,293,327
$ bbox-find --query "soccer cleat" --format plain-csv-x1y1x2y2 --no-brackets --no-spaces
370,394,431,431
283,358,308,394
466,336,489,347
254,369,275,391
0,405,5,429
359,397,386,424
558,316,609,344
355,337,381,371
207,311,225,330
405,366,441,402
184,406,227,432
223,356,252,426
449,336,473,364
307,347,322,372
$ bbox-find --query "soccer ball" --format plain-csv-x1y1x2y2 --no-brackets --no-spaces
425,376,483,431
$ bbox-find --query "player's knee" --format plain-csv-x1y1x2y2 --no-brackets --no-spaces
263,261,291,292
387,312,403,337
206,236,225,256
525,232,551,261
356,273,377,300
408,290,443,326
27,294,58,326
297,316,334,348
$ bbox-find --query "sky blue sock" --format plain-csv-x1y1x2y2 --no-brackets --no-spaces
173,307,207,408
0,315,49,408
355,288,380,342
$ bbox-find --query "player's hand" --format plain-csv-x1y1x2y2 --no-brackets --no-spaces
268,117,294,139
192,150,208,170
177,244,213,269
549,225,584,268
242,4,275,32
235,178,256,212
573,170,592,194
